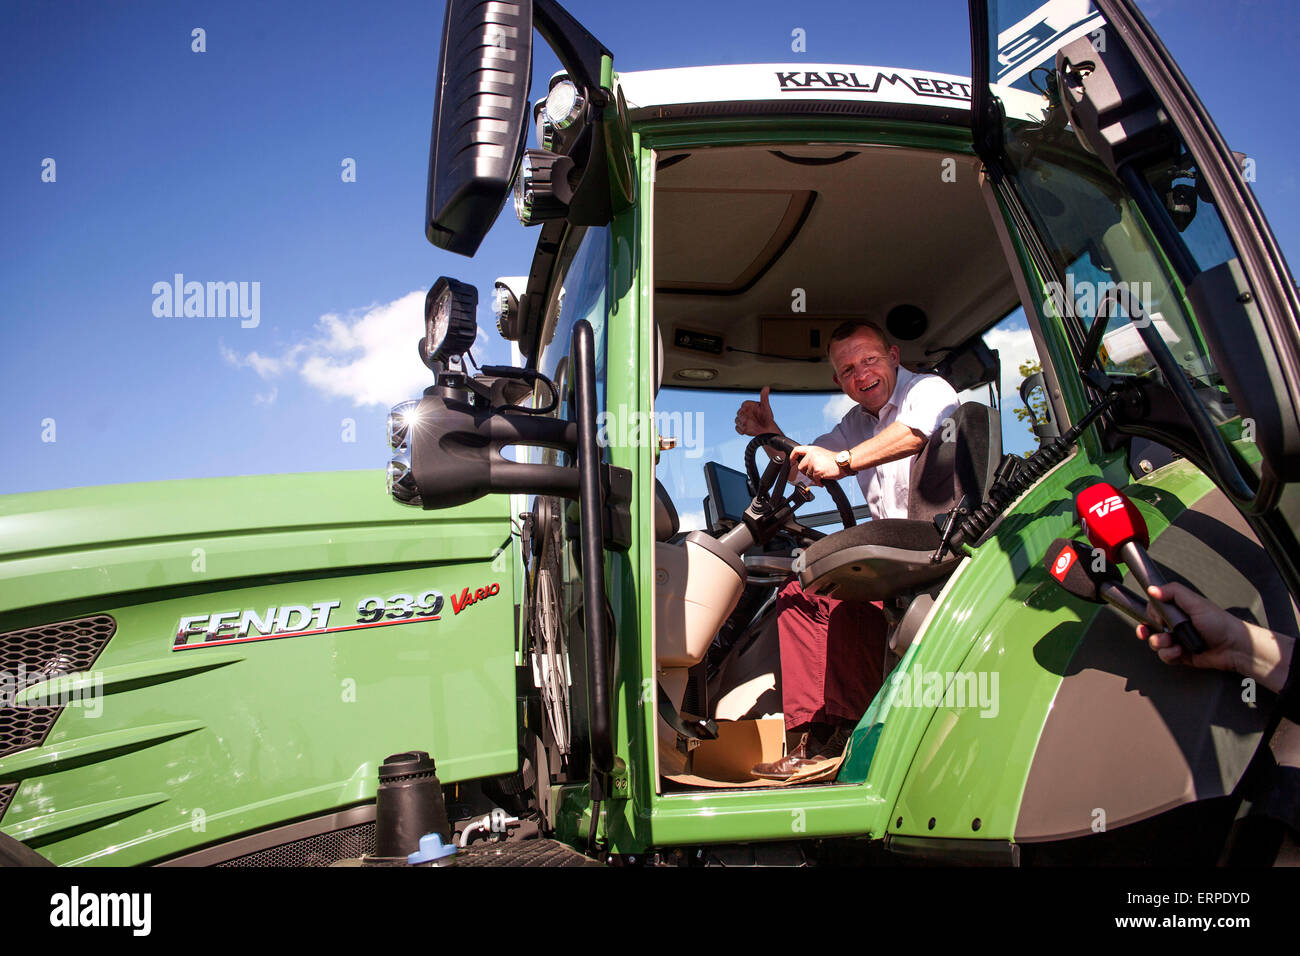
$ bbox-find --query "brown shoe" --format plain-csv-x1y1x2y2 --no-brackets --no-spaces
816,721,852,760
751,730,823,780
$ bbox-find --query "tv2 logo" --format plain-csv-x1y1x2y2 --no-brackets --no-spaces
1087,496,1124,520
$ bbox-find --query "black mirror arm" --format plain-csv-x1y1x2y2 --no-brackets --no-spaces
535,0,611,99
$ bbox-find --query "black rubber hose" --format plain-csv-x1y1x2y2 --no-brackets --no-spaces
480,365,559,415
953,395,1116,548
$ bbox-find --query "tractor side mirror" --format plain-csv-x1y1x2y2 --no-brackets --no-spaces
426,0,534,257
1020,371,1060,441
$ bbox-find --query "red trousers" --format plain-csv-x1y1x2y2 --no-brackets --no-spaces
777,577,888,730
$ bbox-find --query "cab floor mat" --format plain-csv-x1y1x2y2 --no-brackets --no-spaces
663,753,846,789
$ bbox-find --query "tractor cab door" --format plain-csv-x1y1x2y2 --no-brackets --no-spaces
969,0,1300,588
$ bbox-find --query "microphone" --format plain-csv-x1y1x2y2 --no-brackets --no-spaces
1074,483,1206,654
1043,538,1152,626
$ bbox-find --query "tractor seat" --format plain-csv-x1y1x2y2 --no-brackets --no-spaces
798,401,1000,603
655,478,679,542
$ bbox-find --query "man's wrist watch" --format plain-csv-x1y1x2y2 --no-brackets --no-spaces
835,449,853,475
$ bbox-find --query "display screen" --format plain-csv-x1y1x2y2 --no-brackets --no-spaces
704,461,752,526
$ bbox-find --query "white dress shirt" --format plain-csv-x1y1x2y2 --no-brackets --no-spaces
814,366,960,520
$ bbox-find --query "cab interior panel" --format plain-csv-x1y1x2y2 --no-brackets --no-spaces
654,144,1020,391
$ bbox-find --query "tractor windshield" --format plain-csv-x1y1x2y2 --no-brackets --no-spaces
654,386,869,532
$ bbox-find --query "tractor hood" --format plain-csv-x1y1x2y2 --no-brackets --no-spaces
0,472,520,865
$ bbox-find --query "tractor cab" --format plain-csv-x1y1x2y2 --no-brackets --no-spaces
398,0,1300,862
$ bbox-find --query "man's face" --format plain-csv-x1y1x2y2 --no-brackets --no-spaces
829,329,900,416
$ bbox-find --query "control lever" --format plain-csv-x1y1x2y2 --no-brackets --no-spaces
931,494,971,564
1075,483,1207,654
757,454,786,508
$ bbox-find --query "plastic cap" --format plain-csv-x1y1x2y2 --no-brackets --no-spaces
407,832,458,865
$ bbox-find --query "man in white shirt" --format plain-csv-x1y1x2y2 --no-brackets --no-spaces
734,321,959,778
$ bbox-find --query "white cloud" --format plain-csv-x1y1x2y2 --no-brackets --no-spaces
220,343,286,379
221,291,440,408
677,509,707,532
253,386,278,406
822,393,855,429
982,325,1041,401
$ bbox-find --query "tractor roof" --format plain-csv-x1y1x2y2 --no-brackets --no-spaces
616,64,1045,123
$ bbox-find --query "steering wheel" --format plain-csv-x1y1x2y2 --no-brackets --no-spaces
743,433,856,533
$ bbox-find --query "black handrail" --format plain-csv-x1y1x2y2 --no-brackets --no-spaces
571,321,614,792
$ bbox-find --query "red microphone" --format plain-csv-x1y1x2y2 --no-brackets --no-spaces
1075,483,1206,654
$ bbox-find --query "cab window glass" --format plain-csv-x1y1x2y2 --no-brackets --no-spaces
653,388,869,533
1002,136,1233,424
1141,155,1243,274
537,226,610,409
984,0,1251,436
524,224,610,777
956,306,1047,458
534,225,611,464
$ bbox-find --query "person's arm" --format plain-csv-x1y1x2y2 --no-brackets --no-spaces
790,421,925,483
791,374,959,483
1281,643,1300,724
1137,582,1296,694
844,421,926,472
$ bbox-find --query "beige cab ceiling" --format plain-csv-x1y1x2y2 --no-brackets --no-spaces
653,144,1019,390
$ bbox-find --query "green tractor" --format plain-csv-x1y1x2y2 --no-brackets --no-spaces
3,0,1299,867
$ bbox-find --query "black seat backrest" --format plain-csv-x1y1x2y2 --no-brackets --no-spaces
655,478,680,541
907,402,1002,522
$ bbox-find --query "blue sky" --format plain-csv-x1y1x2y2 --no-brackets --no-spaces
1,0,1295,497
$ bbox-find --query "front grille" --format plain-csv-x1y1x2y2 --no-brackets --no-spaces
0,783,16,821
0,708,59,761
216,822,376,867
0,615,116,760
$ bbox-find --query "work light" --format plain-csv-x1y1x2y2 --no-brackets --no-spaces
387,447,421,506
533,99,556,152
422,277,478,369
512,150,571,226
492,278,527,341
544,79,585,131
386,400,420,451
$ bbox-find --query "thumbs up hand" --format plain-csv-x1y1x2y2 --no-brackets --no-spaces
735,386,779,436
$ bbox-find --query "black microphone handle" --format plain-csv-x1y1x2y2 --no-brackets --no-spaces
1098,580,1154,626
1118,540,1207,654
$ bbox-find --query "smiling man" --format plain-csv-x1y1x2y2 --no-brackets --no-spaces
733,320,959,778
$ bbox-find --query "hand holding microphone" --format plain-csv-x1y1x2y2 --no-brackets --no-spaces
1074,483,1206,654
1135,581,1295,695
